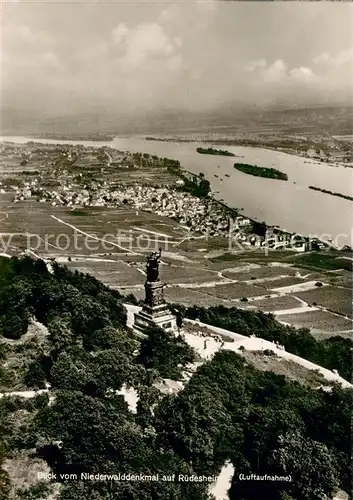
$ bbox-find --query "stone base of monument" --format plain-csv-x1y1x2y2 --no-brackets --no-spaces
134,304,177,333
133,280,177,335
134,303,177,334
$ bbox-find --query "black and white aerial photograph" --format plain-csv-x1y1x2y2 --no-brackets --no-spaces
0,1,352,499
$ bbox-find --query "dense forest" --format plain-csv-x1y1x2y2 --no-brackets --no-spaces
0,257,351,500
234,163,288,181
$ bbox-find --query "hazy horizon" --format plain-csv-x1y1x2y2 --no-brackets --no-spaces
2,0,353,133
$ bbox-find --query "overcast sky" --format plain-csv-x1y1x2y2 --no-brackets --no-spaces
2,0,353,120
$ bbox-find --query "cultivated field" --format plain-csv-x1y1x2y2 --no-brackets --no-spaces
0,192,351,335
283,252,353,272
196,282,266,300
65,259,145,287
257,276,309,290
296,286,352,318
221,265,297,281
279,310,352,333
160,265,223,285
165,286,235,307
250,295,302,312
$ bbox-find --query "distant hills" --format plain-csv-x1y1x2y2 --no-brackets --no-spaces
1,104,352,138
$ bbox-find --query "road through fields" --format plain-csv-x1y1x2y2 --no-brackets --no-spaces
50,215,140,255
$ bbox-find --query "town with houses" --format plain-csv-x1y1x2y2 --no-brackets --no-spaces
1,2,353,499
0,141,332,252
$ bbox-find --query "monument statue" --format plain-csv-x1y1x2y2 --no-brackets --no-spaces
133,247,177,334
146,248,162,282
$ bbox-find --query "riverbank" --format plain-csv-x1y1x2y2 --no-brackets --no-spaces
27,133,115,142
145,136,353,167
309,186,353,202
1,135,352,247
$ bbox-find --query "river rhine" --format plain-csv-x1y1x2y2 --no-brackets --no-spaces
1,136,352,246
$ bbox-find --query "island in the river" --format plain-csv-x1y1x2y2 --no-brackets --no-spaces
309,185,353,202
196,147,235,157
233,162,288,181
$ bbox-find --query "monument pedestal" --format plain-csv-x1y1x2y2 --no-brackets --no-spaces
134,281,177,334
